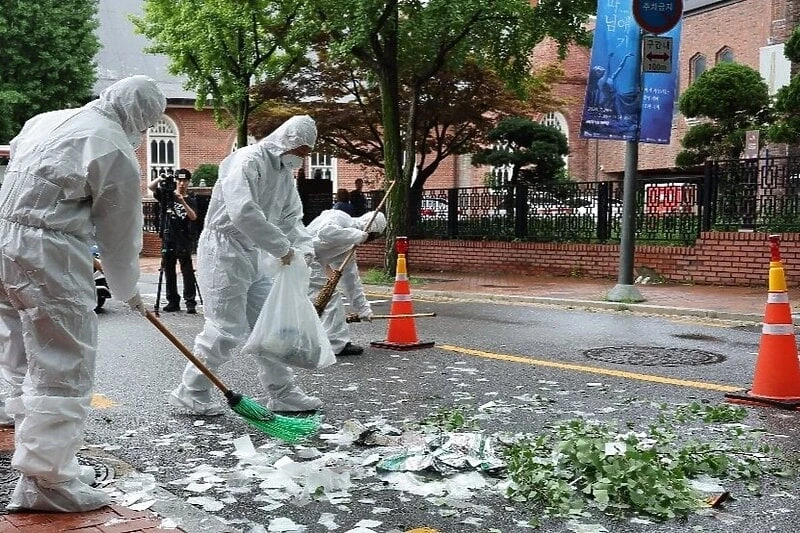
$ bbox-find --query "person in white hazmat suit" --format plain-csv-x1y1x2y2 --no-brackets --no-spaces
169,115,323,415
307,209,386,356
0,75,166,512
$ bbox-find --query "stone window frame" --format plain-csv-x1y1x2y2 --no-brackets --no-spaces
690,53,707,84
147,116,179,180
716,46,734,64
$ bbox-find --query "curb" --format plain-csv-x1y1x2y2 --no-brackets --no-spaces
365,286,765,324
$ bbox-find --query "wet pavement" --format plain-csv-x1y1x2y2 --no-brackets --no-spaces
0,256,783,532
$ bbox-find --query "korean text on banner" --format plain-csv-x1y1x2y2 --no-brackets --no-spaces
639,21,683,145
579,0,641,141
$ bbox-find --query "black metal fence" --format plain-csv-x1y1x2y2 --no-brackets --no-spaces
412,155,800,245
142,156,800,247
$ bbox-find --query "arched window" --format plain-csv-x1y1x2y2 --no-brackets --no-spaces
489,142,513,187
540,111,569,170
147,117,178,180
690,54,707,84
716,47,734,64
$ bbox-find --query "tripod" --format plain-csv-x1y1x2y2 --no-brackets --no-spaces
154,178,203,316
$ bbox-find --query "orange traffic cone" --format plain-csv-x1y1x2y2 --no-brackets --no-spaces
726,235,800,409
371,238,434,351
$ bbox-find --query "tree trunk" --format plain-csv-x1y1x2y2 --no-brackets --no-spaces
375,7,404,275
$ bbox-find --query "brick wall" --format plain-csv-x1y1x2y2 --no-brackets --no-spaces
351,231,800,287
134,106,234,194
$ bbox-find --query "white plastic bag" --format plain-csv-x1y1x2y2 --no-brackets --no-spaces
242,254,335,369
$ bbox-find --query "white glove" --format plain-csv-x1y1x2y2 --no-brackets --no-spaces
280,248,295,266
126,293,147,317
358,309,374,322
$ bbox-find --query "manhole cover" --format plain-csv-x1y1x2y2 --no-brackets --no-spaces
584,345,726,366
0,452,115,511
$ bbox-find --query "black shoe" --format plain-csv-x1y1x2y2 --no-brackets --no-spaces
162,303,180,312
186,306,197,314
337,342,364,356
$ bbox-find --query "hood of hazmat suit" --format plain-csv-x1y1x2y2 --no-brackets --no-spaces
355,210,386,234
201,115,316,261
0,75,165,512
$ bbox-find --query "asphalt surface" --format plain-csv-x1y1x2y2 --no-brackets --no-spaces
57,270,800,533
3,258,800,533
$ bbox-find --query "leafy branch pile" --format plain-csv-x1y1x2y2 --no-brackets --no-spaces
502,402,792,522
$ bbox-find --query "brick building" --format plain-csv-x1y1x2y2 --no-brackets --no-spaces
541,0,797,182
98,0,482,197
100,1,800,195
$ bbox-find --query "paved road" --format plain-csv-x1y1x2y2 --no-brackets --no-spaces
66,274,800,533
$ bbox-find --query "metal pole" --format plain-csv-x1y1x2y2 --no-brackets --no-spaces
608,30,645,303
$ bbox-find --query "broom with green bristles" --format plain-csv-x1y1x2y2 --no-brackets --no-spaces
145,311,319,443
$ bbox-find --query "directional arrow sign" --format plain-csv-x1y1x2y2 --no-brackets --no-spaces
642,36,672,73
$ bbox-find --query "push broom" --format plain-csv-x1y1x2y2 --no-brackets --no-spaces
314,180,396,316
145,311,319,443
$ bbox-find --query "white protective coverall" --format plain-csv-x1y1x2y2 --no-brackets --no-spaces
170,115,321,415
0,75,166,512
307,210,386,354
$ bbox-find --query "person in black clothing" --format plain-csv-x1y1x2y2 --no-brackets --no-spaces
350,178,367,217
148,169,199,313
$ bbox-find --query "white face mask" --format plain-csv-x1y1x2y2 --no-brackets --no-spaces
281,154,303,169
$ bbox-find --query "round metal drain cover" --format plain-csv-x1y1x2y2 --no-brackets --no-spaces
0,452,115,510
584,345,726,366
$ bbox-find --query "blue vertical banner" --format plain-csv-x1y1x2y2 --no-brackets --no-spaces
579,0,641,141
639,21,683,144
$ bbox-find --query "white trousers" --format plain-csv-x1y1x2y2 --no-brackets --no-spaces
180,230,295,393
0,221,96,485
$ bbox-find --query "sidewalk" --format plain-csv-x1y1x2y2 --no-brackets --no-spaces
0,257,771,532
137,255,771,322
0,429,184,533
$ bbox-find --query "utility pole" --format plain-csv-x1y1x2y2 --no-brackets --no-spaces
608,30,645,303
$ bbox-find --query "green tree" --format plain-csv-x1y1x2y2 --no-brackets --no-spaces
472,117,569,187
0,0,99,143
249,56,567,221
310,0,593,270
472,116,568,218
132,0,314,148
676,62,770,166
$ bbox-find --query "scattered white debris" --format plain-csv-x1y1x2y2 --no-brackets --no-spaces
186,495,225,512
159,517,181,529
128,499,156,511
318,512,339,530
268,516,307,532
566,521,609,533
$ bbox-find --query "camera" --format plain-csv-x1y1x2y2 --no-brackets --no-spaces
159,171,177,196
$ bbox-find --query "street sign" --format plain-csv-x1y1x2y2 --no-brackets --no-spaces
642,36,672,73
633,0,684,35
744,130,760,159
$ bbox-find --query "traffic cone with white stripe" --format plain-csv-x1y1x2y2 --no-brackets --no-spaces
371,237,434,351
726,235,800,409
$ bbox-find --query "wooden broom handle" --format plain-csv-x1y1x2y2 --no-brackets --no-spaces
145,311,230,394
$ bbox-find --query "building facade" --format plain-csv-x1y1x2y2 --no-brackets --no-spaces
543,0,797,182
100,1,800,198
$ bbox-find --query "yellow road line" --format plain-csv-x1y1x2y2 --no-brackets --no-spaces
90,394,119,409
438,344,742,393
